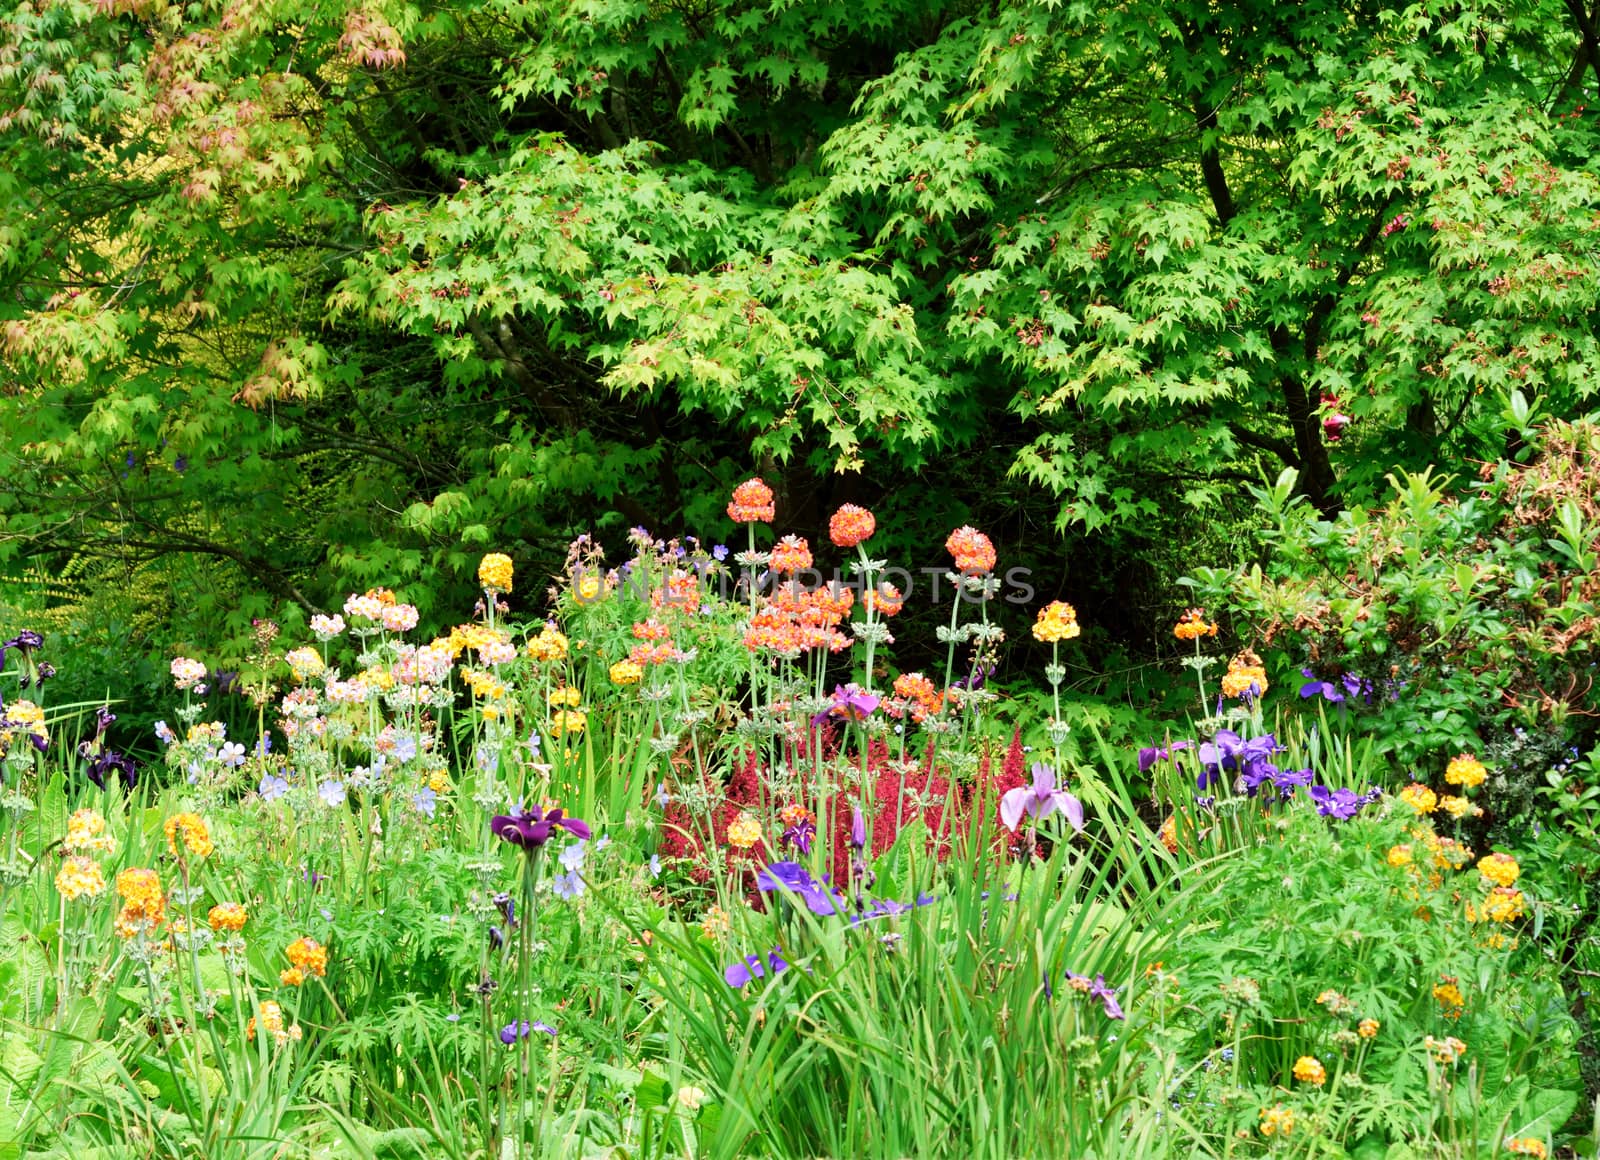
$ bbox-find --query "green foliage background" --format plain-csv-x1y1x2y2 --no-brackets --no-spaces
4,0,1600,676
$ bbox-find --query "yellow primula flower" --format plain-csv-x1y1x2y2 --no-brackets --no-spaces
55,857,107,901
1398,783,1438,814
1444,754,1487,788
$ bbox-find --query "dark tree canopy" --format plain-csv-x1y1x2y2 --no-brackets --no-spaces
3,0,1599,649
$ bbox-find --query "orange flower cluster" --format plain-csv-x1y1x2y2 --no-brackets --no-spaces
1174,608,1218,640
164,813,214,859
286,936,329,978
891,672,944,722
828,504,876,548
769,535,813,574
627,618,680,666
114,868,166,937
1220,650,1269,698
865,581,904,616
727,478,775,523
744,583,854,653
778,803,814,829
208,902,248,932
945,526,996,574
652,571,702,615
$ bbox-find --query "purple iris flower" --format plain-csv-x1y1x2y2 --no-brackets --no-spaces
1298,669,1346,703
491,803,592,849
812,684,880,728
499,1020,556,1044
1065,972,1125,1020
1089,975,1125,1020
1197,731,1280,790
951,664,995,692
755,861,840,916
850,805,867,853
86,750,136,791
782,817,815,854
1138,740,1192,774
1238,761,1278,797
1269,767,1314,796
1000,763,1084,833
1308,785,1376,820
724,947,790,988
846,893,938,925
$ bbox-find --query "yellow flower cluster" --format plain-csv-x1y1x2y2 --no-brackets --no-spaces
1258,1105,1295,1137
439,623,505,659
1220,651,1268,699
1479,886,1525,924
478,552,514,594
550,710,587,736
1292,1056,1326,1085
549,686,582,708
284,646,325,681
1398,783,1438,814
1478,852,1520,888
355,667,395,693
1386,844,1413,867
1032,601,1081,643
1445,754,1487,788
1438,794,1483,820
609,659,643,686
727,812,762,850
1358,1018,1380,1039
208,902,249,932
1433,979,1465,1017
1424,1034,1467,1064
460,668,507,699
1505,1137,1548,1157
55,856,107,901
64,809,116,855
1428,835,1474,871
2,699,48,747
527,626,569,662
164,813,215,859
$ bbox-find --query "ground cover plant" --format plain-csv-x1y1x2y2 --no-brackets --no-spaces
1,473,1595,1159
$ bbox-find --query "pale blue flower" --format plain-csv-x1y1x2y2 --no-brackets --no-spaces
649,854,661,878
552,870,584,900
154,720,176,745
218,741,247,767
559,841,587,872
259,773,289,802
413,787,437,819
318,780,347,807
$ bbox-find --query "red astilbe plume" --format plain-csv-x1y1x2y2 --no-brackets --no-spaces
868,762,960,861
656,749,769,885
989,728,1030,860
